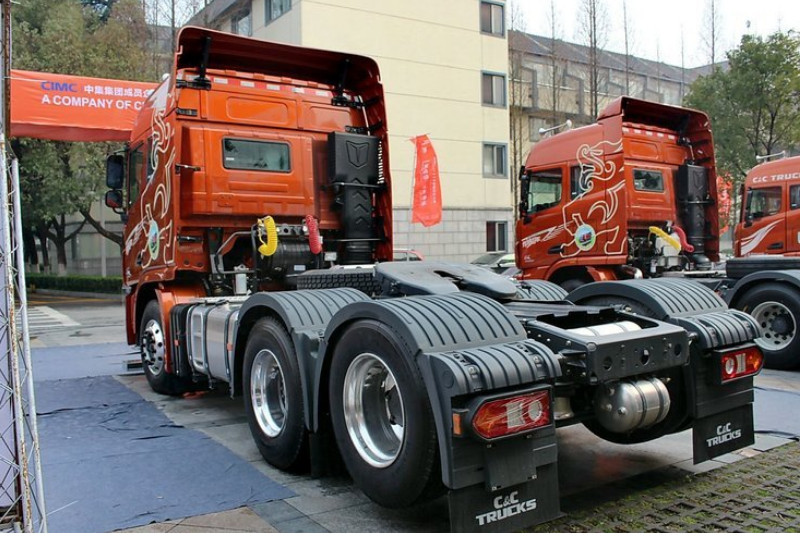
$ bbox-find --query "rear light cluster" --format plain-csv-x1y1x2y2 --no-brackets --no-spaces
720,344,763,382
460,389,552,441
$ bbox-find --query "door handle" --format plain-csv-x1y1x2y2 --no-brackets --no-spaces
768,242,783,250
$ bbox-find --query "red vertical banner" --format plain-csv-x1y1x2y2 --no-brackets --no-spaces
411,134,442,227
717,172,733,233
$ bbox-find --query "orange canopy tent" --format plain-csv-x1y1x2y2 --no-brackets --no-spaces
10,69,157,142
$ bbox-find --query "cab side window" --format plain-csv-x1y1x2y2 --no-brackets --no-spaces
528,168,563,212
747,186,782,219
128,145,144,207
570,165,591,199
222,138,291,172
790,185,800,210
633,169,664,192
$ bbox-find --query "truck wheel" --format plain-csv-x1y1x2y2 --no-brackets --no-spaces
243,318,309,472
140,300,189,395
328,320,441,508
737,283,800,369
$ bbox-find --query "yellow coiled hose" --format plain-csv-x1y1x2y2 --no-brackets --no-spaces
648,226,681,251
258,216,278,257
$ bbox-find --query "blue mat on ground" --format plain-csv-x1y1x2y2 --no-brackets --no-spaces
36,375,293,533
33,342,138,381
754,386,800,439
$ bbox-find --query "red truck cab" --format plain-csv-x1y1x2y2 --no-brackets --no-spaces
735,155,800,256
515,97,720,287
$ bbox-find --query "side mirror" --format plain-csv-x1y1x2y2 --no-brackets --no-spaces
105,189,124,211
744,214,753,227
106,154,125,189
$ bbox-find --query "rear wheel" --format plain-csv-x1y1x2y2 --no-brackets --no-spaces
243,318,309,472
140,300,190,395
328,320,441,508
737,283,800,370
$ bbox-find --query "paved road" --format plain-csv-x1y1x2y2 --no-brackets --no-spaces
29,294,800,533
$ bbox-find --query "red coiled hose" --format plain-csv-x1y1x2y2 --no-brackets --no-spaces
305,215,322,254
671,225,695,253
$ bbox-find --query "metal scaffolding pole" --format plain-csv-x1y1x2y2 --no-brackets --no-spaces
0,1,48,530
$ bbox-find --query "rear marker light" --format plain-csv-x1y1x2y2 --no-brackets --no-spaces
720,345,763,382
471,390,552,440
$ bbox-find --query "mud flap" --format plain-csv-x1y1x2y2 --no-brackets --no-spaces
448,463,561,533
692,404,755,464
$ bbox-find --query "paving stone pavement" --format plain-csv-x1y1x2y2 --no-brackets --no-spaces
534,440,800,533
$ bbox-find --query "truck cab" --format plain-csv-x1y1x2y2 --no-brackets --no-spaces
106,27,393,348
735,155,800,256
516,97,720,287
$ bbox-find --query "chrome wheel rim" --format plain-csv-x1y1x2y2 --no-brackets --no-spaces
343,352,405,469
752,301,795,351
141,318,165,375
250,349,287,438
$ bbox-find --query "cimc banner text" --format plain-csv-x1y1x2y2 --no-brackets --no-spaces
10,69,158,142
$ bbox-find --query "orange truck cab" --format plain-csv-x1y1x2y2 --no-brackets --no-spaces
105,27,392,348
515,97,720,288
735,155,800,256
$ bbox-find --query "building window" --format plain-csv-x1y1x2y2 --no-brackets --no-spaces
480,2,504,36
266,0,292,23
231,6,252,36
483,143,507,178
486,221,508,252
482,72,506,107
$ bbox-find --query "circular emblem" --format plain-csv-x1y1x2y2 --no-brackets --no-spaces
147,220,160,258
574,224,596,251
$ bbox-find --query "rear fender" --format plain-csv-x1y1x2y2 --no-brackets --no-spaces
317,292,561,492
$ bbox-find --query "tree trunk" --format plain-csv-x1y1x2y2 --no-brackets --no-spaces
36,223,50,273
22,225,38,269
80,207,123,248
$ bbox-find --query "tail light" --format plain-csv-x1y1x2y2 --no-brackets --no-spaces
468,389,552,441
718,344,763,383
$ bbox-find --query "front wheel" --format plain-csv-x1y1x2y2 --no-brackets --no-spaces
737,283,800,370
328,320,441,508
140,300,190,395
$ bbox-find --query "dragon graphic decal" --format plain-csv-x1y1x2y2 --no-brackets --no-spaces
124,79,175,282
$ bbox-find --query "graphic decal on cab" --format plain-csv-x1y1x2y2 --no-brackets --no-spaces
124,79,175,274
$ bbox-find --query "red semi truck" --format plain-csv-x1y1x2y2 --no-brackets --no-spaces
515,97,800,369
106,29,762,532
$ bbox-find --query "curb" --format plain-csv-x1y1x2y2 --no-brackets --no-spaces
29,288,124,302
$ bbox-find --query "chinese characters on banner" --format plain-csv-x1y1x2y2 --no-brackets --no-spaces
411,134,442,227
10,69,158,142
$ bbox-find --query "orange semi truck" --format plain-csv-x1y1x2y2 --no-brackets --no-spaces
106,29,763,532
515,97,800,370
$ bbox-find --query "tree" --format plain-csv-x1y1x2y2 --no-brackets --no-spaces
701,0,723,66
578,0,609,118
12,0,151,273
507,0,528,221
685,31,800,185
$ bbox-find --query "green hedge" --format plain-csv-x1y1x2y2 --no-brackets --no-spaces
26,273,123,294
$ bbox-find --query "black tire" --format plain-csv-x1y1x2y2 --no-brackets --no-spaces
736,282,800,370
298,269,382,296
328,320,442,508
243,317,309,472
139,300,190,395
559,278,587,293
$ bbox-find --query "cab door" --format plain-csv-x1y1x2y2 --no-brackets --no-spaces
785,184,800,255
739,185,786,255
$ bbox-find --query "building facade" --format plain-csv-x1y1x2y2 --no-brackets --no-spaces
189,0,513,262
